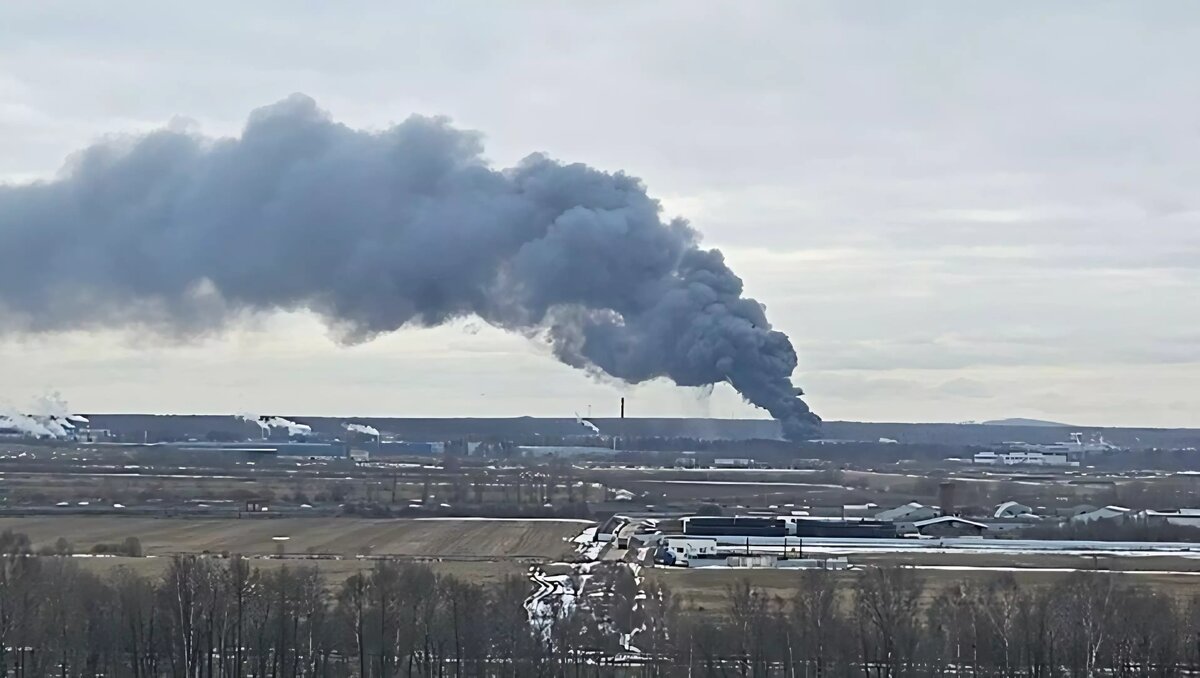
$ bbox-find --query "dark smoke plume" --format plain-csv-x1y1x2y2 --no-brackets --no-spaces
0,95,820,439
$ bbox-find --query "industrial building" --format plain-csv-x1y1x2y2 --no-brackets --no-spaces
1135,508,1200,528
170,440,353,459
518,445,618,458
712,458,757,469
782,517,897,538
875,502,940,523
994,501,1035,519
911,516,988,537
375,440,446,457
683,516,786,537
1070,505,1132,524
682,515,897,539
973,450,1077,466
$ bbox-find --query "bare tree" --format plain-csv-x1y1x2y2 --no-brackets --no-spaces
1052,572,1123,676
853,566,925,677
789,569,846,676
727,579,776,677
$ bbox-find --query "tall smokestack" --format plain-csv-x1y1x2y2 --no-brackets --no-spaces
0,95,821,439
620,397,625,419
939,481,957,517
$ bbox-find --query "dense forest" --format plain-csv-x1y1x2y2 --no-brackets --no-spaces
0,527,1196,676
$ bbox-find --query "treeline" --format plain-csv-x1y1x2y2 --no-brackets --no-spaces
673,567,1200,677
0,527,673,678
0,550,562,677
3,534,1200,676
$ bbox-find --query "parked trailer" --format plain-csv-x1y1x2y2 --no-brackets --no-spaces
782,517,898,539
682,515,897,539
683,516,788,537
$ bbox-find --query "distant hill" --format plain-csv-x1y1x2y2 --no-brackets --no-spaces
977,418,1071,427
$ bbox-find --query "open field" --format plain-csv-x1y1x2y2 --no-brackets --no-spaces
848,549,1200,571
586,464,1200,513
649,561,1200,613
7,441,1200,613
0,516,586,559
67,554,533,585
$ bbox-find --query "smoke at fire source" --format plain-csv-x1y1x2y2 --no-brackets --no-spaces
0,95,820,439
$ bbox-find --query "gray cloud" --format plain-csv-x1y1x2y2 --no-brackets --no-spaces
1,3,1198,425
0,95,819,436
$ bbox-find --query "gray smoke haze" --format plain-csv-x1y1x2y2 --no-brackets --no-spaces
0,95,820,438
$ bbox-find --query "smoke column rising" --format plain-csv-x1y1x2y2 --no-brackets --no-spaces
0,394,89,439
237,414,312,437
0,95,820,439
344,422,380,437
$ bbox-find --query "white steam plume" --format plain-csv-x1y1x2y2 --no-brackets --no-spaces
0,393,89,439
237,414,312,437
343,422,380,437
575,413,602,435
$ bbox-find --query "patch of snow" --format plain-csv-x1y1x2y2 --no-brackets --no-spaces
416,517,595,524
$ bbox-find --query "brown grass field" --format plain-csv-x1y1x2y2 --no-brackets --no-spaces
67,555,534,585
0,516,585,559
649,563,1200,613
6,513,1200,608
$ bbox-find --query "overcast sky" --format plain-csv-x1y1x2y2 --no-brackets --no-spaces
1,2,1197,426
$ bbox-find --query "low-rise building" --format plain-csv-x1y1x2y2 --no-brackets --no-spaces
1136,508,1200,529
994,501,1035,519
376,440,446,456
1070,505,1131,524
973,450,1077,466
713,458,755,469
875,502,940,523
657,537,719,566
912,516,989,537
519,445,617,458
1056,504,1099,519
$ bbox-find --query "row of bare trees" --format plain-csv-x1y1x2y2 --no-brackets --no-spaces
1,529,1197,678
670,567,1200,677
0,546,579,678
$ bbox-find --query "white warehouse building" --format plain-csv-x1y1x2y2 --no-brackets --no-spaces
973,450,1077,467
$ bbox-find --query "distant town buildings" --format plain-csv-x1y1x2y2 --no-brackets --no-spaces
973,449,1077,466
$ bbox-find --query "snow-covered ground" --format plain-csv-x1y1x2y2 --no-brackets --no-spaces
414,517,595,523
906,564,1200,576
571,526,604,559
525,568,578,638
525,524,649,656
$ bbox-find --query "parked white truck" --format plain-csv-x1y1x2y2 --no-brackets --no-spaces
656,537,719,566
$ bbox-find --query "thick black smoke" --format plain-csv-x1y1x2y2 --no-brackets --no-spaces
0,95,820,439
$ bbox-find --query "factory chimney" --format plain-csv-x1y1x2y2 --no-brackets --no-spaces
614,397,625,452
939,481,957,517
